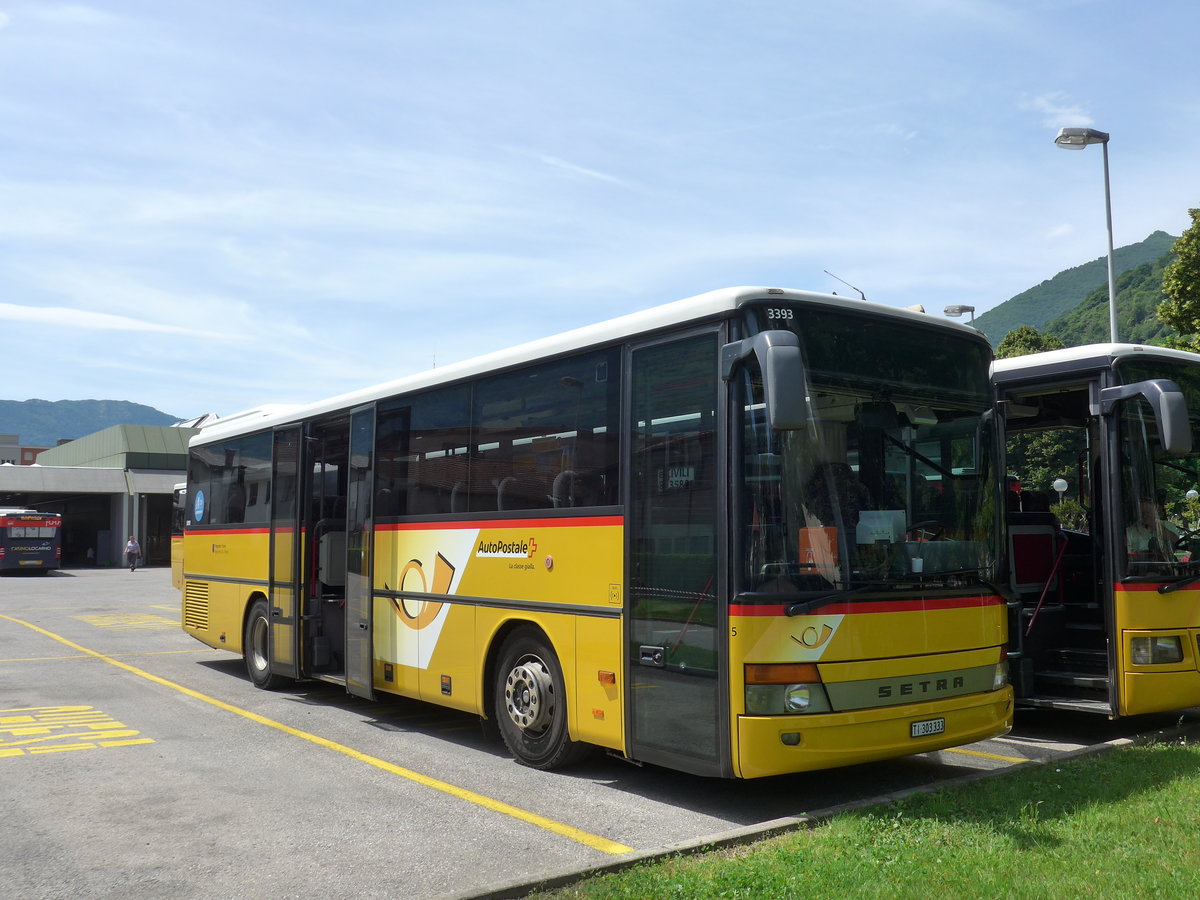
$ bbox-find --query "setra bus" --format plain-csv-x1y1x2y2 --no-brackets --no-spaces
0,508,62,573
996,343,1200,717
178,287,1012,778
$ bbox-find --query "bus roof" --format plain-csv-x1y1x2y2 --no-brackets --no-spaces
192,285,986,446
993,342,1200,385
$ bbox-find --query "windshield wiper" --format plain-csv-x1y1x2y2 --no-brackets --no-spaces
786,583,881,616
882,433,959,478
1158,570,1200,594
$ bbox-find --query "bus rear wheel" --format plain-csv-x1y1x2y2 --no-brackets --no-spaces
244,597,288,690
494,628,589,770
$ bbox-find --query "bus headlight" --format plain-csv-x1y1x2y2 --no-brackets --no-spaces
784,684,814,712
745,664,832,715
993,659,1009,690
1130,636,1184,666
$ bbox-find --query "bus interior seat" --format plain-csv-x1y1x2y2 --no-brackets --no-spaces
318,530,347,588
552,470,604,508
497,475,552,510
1008,511,1061,598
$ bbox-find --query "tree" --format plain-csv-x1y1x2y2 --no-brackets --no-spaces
1159,208,1200,351
995,324,1064,359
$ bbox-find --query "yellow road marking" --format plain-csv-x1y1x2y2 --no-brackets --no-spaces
0,649,217,663
75,614,178,630
943,746,1030,764
0,614,633,856
0,705,154,756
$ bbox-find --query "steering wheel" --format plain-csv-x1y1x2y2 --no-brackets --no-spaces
905,520,947,542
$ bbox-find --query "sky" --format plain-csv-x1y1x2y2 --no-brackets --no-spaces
1,1,1198,421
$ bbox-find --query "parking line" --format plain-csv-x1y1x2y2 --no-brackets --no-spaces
0,614,633,856
943,746,1031,764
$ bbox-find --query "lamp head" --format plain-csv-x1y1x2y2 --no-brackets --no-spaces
1055,127,1110,149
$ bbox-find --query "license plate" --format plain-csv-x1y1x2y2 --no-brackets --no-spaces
18,560,42,566
911,717,945,738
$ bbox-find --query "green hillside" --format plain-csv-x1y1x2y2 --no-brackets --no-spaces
973,230,1177,346
1044,251,1179,346
0,399,180,447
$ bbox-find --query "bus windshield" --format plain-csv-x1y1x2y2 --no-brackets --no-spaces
741,304,999,597
1116,358,1200,582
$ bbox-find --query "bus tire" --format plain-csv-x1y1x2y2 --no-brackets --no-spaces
244,597,287,690
494,627,589,770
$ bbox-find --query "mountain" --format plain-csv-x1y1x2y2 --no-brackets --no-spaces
1044,252,1178,346
0,399,181,448
973,230,1178,346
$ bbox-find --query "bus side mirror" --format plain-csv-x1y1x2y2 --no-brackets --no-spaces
721,330,810,430
1098,379,1193,456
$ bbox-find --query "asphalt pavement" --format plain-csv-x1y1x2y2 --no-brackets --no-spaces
3,567,1195,900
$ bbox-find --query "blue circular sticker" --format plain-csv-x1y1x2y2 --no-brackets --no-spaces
194,489,206,522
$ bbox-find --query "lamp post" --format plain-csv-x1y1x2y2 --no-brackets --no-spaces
1054,127,1117,343
944,304,975,323
1052,478,1068,505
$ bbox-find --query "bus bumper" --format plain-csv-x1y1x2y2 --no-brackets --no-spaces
734,687,1014,779
1122,669,1200,716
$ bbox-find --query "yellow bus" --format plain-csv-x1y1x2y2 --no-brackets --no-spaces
178,287,1011,778
171,483,186,591
996,343,1200,717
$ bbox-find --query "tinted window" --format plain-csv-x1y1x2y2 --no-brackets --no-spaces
188,432,272,526
472,349,620,512
377,385,472,517
375,348,621,518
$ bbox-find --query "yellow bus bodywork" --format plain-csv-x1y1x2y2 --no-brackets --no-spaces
1116,584,1200,716
182,520,1012,776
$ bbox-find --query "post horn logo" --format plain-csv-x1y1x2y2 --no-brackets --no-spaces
391,553,455,630
791,623,835,649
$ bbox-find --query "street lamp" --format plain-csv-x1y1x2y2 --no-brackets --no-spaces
1054,126,1118,343
944,304,975,322
1052,478,1068,504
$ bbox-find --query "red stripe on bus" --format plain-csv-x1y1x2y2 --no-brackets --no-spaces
183,527,273,536
377,516,624,532
730,595,1003,617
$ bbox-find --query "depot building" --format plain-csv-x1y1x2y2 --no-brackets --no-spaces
0,425,197,568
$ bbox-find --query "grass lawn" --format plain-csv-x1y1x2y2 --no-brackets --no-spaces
535,734,1200,899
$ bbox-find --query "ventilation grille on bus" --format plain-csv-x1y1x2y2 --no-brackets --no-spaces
183,581,210,630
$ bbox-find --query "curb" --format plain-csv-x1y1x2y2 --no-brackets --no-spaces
450,717,1200,900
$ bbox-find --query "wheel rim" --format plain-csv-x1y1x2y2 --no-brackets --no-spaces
249,613,269,674
503,654,555,735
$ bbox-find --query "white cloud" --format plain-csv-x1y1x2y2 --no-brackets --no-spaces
0,302,234,339
1024,92,1094,128
25,4,115,26
534,154,626,186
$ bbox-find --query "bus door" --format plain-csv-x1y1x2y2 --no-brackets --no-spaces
1000,379,1111,712
345,405,375,699
1108,388,1198,716
268,426,303,680
626,330,729,777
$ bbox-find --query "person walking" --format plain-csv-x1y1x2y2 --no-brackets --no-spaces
125,536,141,572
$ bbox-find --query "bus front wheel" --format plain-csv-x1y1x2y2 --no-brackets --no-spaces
244,598,287,690
494,628,589,770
